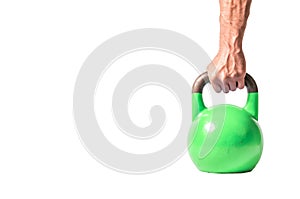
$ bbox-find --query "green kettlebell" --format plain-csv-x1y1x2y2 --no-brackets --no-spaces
188,72,263,173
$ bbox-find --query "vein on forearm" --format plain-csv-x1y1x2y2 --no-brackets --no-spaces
219,0,252,51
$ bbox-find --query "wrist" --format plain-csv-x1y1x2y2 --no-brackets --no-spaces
218,41,243,55
219,28,244,53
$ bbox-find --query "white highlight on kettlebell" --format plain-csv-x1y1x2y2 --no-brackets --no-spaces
204,122,215,133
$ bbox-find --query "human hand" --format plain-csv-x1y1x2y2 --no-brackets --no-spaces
207,49,246,93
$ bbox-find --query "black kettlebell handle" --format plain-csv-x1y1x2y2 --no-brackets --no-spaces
192,72,258,93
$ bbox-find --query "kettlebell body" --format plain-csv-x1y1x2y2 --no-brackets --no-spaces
188,73,263,173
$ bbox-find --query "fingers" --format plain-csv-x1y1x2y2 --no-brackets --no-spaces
228,81,237,91
219,79,245,93
211,82,222,93
210,78,232,93
221,83,230,93
210,78,245,93
237,79,245,89
207,68,222,93
225,79,244,92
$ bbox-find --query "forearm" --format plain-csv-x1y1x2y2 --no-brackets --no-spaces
219,0,252,53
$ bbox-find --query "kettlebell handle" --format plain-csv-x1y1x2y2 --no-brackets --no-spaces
191,72,259,120
192,72,258,93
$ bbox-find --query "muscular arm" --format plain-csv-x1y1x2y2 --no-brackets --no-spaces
207,0,252,93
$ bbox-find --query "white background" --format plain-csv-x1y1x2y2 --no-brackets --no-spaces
1,0,300,198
